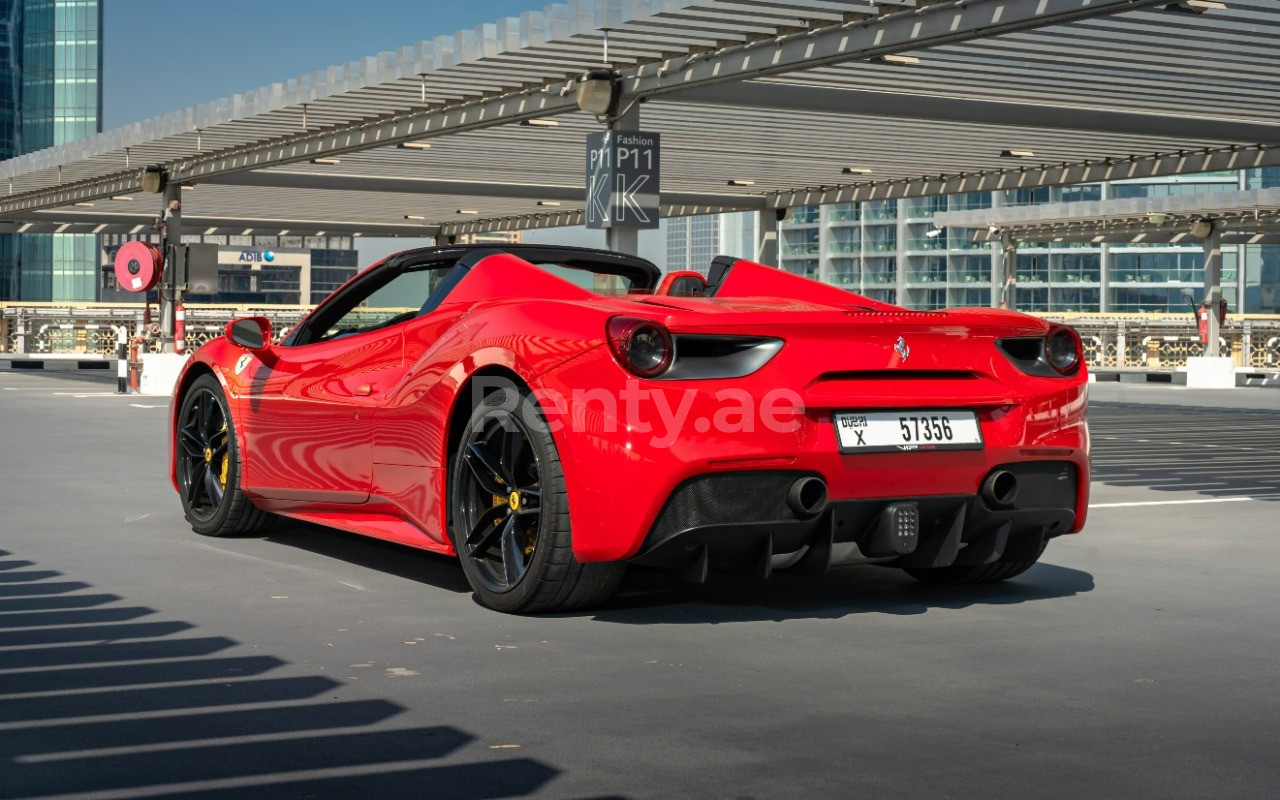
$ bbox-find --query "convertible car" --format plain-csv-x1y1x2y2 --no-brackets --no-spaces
170,244,1089,613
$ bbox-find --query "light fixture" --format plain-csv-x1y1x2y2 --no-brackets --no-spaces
1166,0,1226,13
140,166,165,194
74,201,94,207
456,209,479,215
1148,212,1168,225
874,54,920,66
110,195,133,201
988,224,999,234
841,166,872,175
403,214,426,221
727,179,756,187
925,227,944,238
1000,149,1035,159
521,118,560,128
310,157,341,165
576,68,620,116
537,201,562,207
1190,218,1215,237
398,140,432,150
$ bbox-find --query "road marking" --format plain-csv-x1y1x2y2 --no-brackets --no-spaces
180,540,368,591
130,403,166,409
1090,497,1269,508
52,391,126,397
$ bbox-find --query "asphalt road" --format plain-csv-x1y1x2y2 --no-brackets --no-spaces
1,371,1277,799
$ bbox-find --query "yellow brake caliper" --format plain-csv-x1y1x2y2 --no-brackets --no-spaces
218,422,229,487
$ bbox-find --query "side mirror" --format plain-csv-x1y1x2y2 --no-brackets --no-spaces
226,316,272,351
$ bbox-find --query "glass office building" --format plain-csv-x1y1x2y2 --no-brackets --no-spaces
670,170,1280,315
0,0,102,301
666,211,757,273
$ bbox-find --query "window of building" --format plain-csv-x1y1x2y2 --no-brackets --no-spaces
950,255,991,285
1016,254,1050,284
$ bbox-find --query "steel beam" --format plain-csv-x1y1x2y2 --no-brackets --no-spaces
0,213,439,237
659,82,1280,145
440,201,755,237
959,225,1280,245
0,0,1166,220
198,171,764,211
773,145,1280,209
621,0,1167,98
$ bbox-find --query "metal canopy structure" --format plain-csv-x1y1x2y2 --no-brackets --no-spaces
935,188,1280,245
1,0,1278,240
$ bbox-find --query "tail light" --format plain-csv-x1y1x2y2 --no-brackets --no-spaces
1046,324,1083,375
607,316,673,378
996,324,1084,377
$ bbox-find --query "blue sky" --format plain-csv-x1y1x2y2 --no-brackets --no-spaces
103,1,541,128
102,1,653,262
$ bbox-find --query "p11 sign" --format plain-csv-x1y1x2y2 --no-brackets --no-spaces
585,130,661,230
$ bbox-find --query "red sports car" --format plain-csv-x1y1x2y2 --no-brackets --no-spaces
170,244,1089,613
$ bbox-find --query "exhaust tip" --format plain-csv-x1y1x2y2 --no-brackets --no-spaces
981,469,1018,509
788,476,828,519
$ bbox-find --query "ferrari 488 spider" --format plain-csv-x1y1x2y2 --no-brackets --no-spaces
171,245,1089,613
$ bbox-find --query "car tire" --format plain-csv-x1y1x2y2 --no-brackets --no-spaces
450,385,625,614
176,374,276,537
903,542,1046,585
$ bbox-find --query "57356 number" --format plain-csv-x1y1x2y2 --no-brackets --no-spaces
899,415,953,442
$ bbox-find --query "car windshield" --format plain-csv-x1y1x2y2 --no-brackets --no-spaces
314,265,455,343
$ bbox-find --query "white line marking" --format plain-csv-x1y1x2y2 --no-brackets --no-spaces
180,541,368,591
53,391,126,397
129,403,166,408
1090,497,1267,508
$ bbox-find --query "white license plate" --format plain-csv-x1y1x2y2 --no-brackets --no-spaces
834,410,983,453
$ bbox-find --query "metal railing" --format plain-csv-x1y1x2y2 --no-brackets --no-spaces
3,303,1279,371
1044,314,1280,371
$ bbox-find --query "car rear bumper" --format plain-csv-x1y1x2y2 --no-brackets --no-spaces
540,345,1089,563
627,461,1077,577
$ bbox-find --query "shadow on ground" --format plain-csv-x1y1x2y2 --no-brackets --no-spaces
0,548,558,800
244,519,1093,624
586,560,1093,624
263,521,473,594
1090,402,1280,500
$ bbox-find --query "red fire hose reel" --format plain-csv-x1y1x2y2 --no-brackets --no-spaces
113,241,164,293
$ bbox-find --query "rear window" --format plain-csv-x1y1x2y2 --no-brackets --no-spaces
531,262,635,296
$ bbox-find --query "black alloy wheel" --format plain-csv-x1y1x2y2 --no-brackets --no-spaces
457,409,543,592
175,374,276,537
450,386,625,614
177,386,230,523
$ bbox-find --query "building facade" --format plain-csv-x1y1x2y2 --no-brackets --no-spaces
665,211,757,273
0,0,102,302
669,169,1280,316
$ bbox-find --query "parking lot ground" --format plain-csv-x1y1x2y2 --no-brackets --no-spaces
1,370,1278,799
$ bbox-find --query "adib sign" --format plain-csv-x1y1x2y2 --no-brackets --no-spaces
217,248,310,268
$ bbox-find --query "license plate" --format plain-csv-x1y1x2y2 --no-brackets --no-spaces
834,410,983,453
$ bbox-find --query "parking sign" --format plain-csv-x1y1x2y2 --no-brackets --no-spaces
585,130,661,230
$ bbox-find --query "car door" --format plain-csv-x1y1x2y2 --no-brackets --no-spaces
243,325,404,503
243,259,458,503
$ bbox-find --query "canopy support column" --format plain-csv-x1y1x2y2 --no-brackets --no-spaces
1203,222,1223,358
997,233,1018,310
159,183,182,353
605,101,641,256
755,209,778,266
